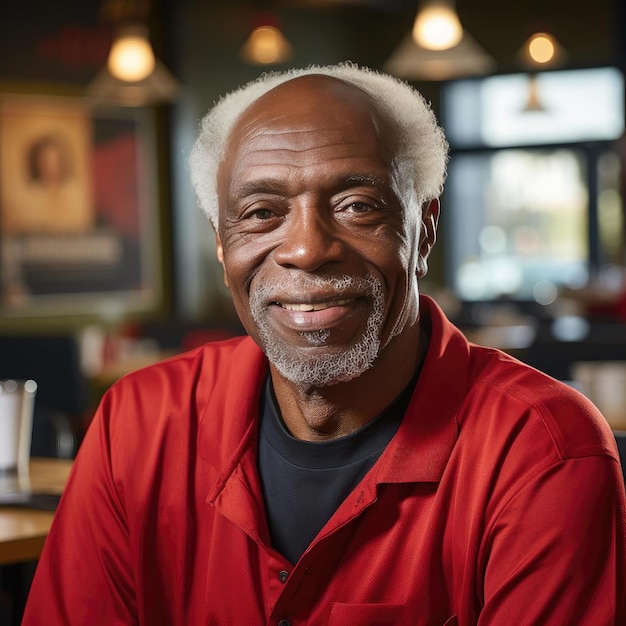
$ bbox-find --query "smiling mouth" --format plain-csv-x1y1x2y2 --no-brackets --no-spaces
277,299,353,312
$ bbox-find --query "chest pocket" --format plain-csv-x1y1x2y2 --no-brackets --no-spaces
328,603,458,626
328,602,405,625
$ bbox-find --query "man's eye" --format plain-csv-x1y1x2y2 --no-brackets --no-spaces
345,202,373,213
250,208,274,220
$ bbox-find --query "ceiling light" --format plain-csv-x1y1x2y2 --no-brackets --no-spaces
412,0,463,51
85,21,181,107
85,59,181,107
528,33,555,64
384,0,495,81
241,14,293,65
518,31,567,69
384,30,496,81
107,24,156,82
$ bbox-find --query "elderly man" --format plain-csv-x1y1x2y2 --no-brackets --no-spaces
23,64,625,625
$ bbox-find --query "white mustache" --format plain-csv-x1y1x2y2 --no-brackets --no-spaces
249,273,386,386
251,275,379,310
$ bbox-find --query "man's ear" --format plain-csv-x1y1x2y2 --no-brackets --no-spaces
215,232,230,289
417,198,440,277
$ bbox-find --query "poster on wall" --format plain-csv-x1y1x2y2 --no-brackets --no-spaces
0,95,161,316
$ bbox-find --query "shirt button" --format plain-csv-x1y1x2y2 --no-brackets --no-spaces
278,570,289,583
278,620,291,626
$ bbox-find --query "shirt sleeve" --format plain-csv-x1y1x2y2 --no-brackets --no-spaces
479,453,626,625
22,392,137,626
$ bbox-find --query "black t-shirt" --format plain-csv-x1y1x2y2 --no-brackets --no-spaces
258,373,418,564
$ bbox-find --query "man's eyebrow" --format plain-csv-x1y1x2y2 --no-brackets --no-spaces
231,178,287,198
231,174,388,199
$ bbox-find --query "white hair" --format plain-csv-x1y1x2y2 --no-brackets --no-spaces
188,62,449,228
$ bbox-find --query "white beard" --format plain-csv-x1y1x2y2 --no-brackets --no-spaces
250,274,385,387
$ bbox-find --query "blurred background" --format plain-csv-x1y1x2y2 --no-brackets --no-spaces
0,0,625,441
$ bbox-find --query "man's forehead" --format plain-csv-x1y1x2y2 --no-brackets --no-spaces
225,76,379,156
233,75,373,129
216,75,391,211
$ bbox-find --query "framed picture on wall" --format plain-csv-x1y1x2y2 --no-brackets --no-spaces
0,93,162,317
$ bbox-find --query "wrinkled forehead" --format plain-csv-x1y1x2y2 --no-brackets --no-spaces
223,74,391,161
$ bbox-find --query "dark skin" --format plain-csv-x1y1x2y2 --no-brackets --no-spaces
216,75,439,441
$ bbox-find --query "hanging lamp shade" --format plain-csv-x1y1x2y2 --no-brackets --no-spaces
384,0,496,81
384,30,496,81
85,22,181,107
85,61,181,107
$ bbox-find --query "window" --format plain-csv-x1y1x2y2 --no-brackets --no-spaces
442,67,625,304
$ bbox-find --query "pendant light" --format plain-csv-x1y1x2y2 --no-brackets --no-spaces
518,31,567,69
85,1,180,107
107,23,156,82
412,0,463,51
240,12,293,66
384,0,495,81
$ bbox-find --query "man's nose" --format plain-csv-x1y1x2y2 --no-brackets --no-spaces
273,207,346,272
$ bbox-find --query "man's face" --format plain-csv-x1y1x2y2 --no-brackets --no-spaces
216,76,436,387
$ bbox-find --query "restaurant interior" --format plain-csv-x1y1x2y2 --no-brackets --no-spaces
0,0,625,622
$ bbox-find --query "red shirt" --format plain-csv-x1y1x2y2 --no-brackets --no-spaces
23,296,626,625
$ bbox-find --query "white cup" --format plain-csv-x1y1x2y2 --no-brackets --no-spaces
0,379,37,476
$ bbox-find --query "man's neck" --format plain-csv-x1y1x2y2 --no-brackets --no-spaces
270,323,427,441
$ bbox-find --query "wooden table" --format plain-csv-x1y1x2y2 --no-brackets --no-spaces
0,458,72,566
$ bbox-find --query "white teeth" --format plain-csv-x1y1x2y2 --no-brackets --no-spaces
281,299,351,311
